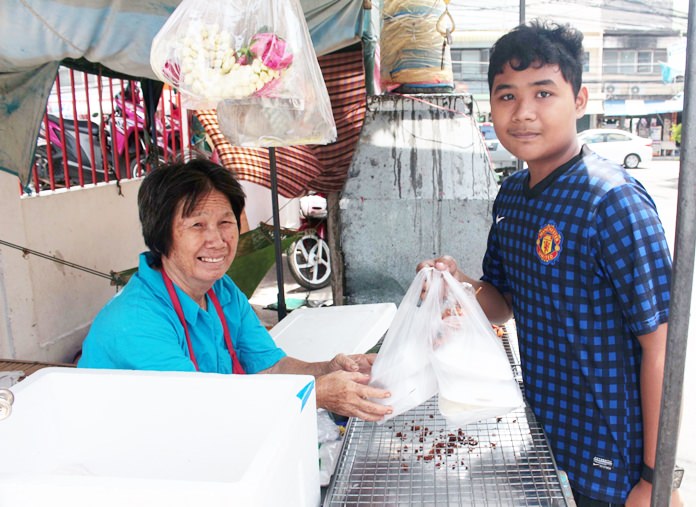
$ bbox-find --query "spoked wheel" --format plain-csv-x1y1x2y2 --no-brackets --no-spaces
286,233,331,290
623,153,641,169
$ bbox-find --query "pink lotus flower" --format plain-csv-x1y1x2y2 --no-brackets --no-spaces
249,33,293,70
163,60,181,86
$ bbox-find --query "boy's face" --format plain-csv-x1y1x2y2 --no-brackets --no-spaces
490,61,587,177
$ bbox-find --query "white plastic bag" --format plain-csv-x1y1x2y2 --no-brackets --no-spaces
370,268,523,426
151,0,336,147
368,268,439,423
427,270,523,427
317,409,342,486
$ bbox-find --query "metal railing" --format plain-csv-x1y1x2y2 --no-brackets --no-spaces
22,67,190,195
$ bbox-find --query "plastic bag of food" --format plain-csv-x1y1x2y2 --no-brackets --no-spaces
150,0,336,147
368,268,439,423
426,269,523,427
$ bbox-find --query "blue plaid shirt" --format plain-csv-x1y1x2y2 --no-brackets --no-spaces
481,146,672,503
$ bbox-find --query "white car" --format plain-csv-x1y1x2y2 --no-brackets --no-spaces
479,122,518,182
578,128,653,168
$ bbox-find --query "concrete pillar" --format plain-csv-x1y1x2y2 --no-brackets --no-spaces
340,94,498,304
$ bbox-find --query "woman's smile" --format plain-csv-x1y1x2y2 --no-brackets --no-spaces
161,189,239,305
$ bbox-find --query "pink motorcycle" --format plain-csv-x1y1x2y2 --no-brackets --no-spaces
109,84,181,176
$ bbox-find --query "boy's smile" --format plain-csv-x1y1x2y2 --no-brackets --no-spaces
490,62,587,185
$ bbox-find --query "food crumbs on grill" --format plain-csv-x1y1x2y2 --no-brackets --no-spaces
390,419,494,471
496,417,503,423
401,462,409,472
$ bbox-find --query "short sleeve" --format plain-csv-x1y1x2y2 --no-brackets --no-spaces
593,183,672,336
481,203,511,294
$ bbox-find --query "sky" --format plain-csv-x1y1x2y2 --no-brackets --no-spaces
444,0,690,33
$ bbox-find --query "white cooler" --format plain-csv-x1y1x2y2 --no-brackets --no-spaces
0,368,319,507
269,303,397,362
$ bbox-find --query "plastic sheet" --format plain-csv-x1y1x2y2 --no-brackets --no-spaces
151,0,336,147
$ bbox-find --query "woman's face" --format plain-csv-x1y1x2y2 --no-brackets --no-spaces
161,189,239,300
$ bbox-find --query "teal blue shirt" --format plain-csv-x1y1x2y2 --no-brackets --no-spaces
78,252,286,374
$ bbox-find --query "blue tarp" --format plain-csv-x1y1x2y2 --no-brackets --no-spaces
0,0,366,182
604,97,684,117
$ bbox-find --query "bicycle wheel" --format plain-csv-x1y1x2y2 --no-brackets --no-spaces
286,233,331,290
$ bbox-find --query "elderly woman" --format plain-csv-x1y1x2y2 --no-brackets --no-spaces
78,158,392,421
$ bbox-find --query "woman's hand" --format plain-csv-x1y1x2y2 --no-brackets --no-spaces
327,353,376,375
316,370,392,422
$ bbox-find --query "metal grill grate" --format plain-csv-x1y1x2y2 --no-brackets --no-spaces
323,330,574,506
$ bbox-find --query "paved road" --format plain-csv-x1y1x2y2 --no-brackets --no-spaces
628,159,695,503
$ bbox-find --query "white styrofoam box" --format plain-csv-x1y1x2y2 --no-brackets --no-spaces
0,368,319,507
269,303,397,362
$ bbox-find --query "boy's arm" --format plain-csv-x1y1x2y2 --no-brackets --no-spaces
456,273,514,325
417,255,513,325
637,323,668,471
626,323,682,506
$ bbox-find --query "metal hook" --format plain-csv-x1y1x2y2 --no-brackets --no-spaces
436,1,456,39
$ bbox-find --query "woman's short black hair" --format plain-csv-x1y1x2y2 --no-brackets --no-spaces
138,158,246,267
487,19,584,96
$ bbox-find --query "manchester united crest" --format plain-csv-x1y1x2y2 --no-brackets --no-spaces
536,223,563,264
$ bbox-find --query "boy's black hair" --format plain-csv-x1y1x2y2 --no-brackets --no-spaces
487,20,584,96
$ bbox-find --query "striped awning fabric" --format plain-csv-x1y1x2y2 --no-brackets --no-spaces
196,48,367,198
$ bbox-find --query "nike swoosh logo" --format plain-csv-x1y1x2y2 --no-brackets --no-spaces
496,215,505,224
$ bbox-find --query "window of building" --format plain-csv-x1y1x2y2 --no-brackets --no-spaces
583,51,590,73
451,48,489,81
604,49,667,75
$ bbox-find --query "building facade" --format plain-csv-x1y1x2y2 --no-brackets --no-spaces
448,0,686,150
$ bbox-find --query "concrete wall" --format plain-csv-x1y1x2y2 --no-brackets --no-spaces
340,94,499,305
0,172,144,363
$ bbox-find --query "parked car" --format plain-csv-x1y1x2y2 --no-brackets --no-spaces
478,122,518,182
577,128,653,168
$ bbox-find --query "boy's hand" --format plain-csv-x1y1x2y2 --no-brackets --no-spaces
416,255,459,276
417,256,463,302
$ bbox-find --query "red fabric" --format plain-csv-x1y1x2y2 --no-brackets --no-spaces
195,48,366,198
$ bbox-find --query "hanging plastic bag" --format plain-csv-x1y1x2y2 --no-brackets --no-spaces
368,268,439,423
150,0,336,147
426,270,523,427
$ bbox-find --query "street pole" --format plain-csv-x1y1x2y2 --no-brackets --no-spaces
652,0,696,503
268,147,287,321
516,0,525,173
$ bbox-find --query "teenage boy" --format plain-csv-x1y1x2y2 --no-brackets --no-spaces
419,20,682,506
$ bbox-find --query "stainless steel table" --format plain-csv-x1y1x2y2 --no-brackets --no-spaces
323,330,576,506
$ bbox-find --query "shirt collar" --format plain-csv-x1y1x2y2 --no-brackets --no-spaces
523,147,586,199
137,252,209,324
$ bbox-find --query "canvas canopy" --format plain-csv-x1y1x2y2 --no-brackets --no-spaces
0,0,368,183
